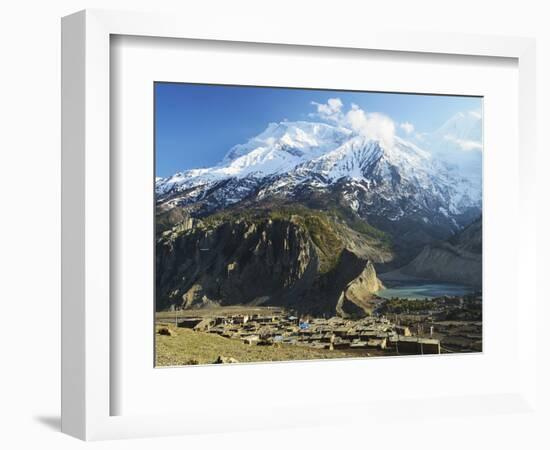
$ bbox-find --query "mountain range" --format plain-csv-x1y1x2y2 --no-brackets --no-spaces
155,114,482,316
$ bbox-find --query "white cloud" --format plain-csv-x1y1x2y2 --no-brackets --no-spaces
468,110,482,120
400,121,415,134
310,98,344,123
327,98,343,111
345,108,396,150
308,100,483,155
434,110,482,152
414,132,427,141
309,99,397,149
444,135,483,151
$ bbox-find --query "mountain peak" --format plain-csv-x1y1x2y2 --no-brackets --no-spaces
420,110,482,155
156,118,481,227
223,120,352,163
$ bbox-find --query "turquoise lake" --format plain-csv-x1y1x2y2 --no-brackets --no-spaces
376,281,475,300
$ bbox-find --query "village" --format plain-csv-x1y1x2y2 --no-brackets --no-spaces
167,310,441,356
157,293,482,359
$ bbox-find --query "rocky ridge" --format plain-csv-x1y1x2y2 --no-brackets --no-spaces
156,208,390,317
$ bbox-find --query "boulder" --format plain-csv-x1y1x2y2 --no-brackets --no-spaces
158,327,174,336
213,355,239,364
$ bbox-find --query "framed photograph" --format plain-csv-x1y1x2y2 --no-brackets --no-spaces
62,9,537,440
153,82,483,366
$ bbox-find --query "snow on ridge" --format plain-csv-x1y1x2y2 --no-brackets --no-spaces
222,121,352,163
156,120,353,195
155,119,481,216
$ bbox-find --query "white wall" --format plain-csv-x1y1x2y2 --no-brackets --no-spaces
0,1,548,449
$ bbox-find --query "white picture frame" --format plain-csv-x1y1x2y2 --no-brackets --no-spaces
61,9,537,441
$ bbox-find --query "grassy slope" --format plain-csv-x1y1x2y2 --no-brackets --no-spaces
188,203,391,274
155,325,360,366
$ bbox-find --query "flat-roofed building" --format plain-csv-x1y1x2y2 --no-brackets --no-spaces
391,336,440,355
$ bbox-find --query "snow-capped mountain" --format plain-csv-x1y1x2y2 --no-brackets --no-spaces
258,134,480,219
156,120,481,237
414,110,482,191
430,110,482,151
155,121,351,195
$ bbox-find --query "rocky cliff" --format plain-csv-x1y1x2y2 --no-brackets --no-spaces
156,207,391,317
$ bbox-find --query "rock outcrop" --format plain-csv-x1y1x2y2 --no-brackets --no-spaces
336,260,385,318
156,209,389,317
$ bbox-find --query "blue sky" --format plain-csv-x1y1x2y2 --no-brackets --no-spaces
155,82,481,177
